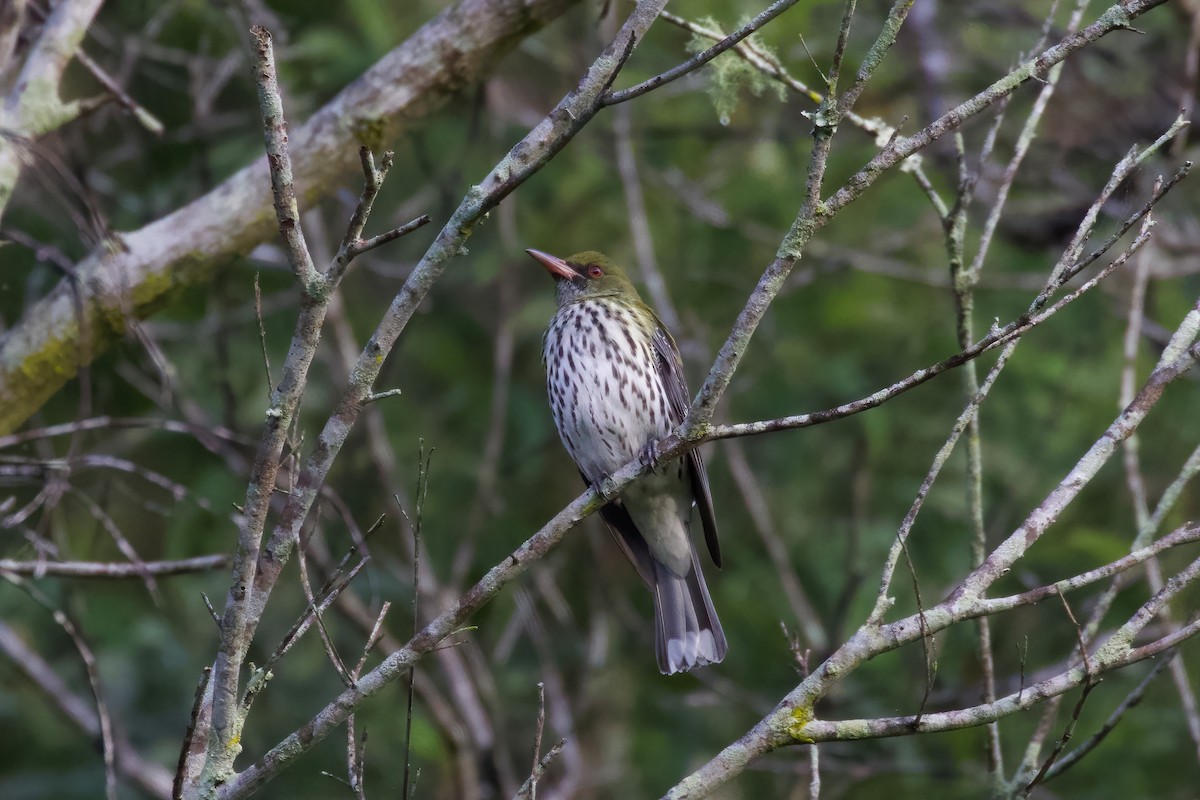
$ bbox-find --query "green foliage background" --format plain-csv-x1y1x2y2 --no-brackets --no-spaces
1,1,1199,798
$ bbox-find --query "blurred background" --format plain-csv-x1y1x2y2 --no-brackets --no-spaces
2,0,1199,797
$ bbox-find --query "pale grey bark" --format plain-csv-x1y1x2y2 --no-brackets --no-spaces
0,0,106,218
0,0,582,435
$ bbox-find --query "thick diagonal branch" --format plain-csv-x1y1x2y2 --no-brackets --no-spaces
0,0,583,435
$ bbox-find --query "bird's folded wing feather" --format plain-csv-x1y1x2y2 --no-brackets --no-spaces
652,325,722,568
594,494,659,588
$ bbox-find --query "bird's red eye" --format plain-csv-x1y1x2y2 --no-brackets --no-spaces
587,265,604,278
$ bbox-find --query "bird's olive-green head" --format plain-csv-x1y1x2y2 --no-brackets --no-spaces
526,249,643,307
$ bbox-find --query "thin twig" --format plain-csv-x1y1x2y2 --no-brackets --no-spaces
0,621,173,799
0,554,229,577
74,48,165,135
344,593,391,796
1043,652,1175,780
0,452,215,512
1021,589,1098,796
0,414,252,451
808,741,820,800
901,538,936,727
512,739,567,800
262,556,369,678
0,571,118,800
254,272,273,392
251,27,318,287
530,682,547,800
66,486,160,599
402,444,432,800
827,0,859,96
967,0,1092,285
974,524,1200,616
353,601,393,680
1115,185,1200,765
1016,158,1187,780
202,593,221,627
711,162,1189,444
344,214,431,263
335,147,392,267
174,668,213,800
346,725,368,800
601,0,804,106
295,521,355,687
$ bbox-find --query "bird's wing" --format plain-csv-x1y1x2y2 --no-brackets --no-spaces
651,325,722,568
595,492,658,589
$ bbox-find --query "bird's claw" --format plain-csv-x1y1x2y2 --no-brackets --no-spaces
592,476,618,503
638,439,662,472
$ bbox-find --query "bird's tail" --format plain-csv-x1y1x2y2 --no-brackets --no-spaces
652,546,727,675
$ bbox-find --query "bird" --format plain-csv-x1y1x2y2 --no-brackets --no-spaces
527,248,726,674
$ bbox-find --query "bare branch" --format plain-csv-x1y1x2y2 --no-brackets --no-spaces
708,162,1188,443
344,214,431,262
0,0,105,221
250,27,319,289
0,554,229,577
512,739,567,800
973,524,1200,616
74,48,166,135
0,571,119,800
174,668,213,800
331,150,432,273
0,415,252,450
1043,653,1175,780
529,682,547,800
632,4,1165,460
1021,591,1098,796
0,620,173,799
254,273,274,393
0,0,583,435
601,0,804,106
661,321,1198,797
294,525,355,688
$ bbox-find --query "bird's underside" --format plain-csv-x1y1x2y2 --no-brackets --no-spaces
539,281,726,674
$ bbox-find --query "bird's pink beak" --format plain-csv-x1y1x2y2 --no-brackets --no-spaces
526,248,576,280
